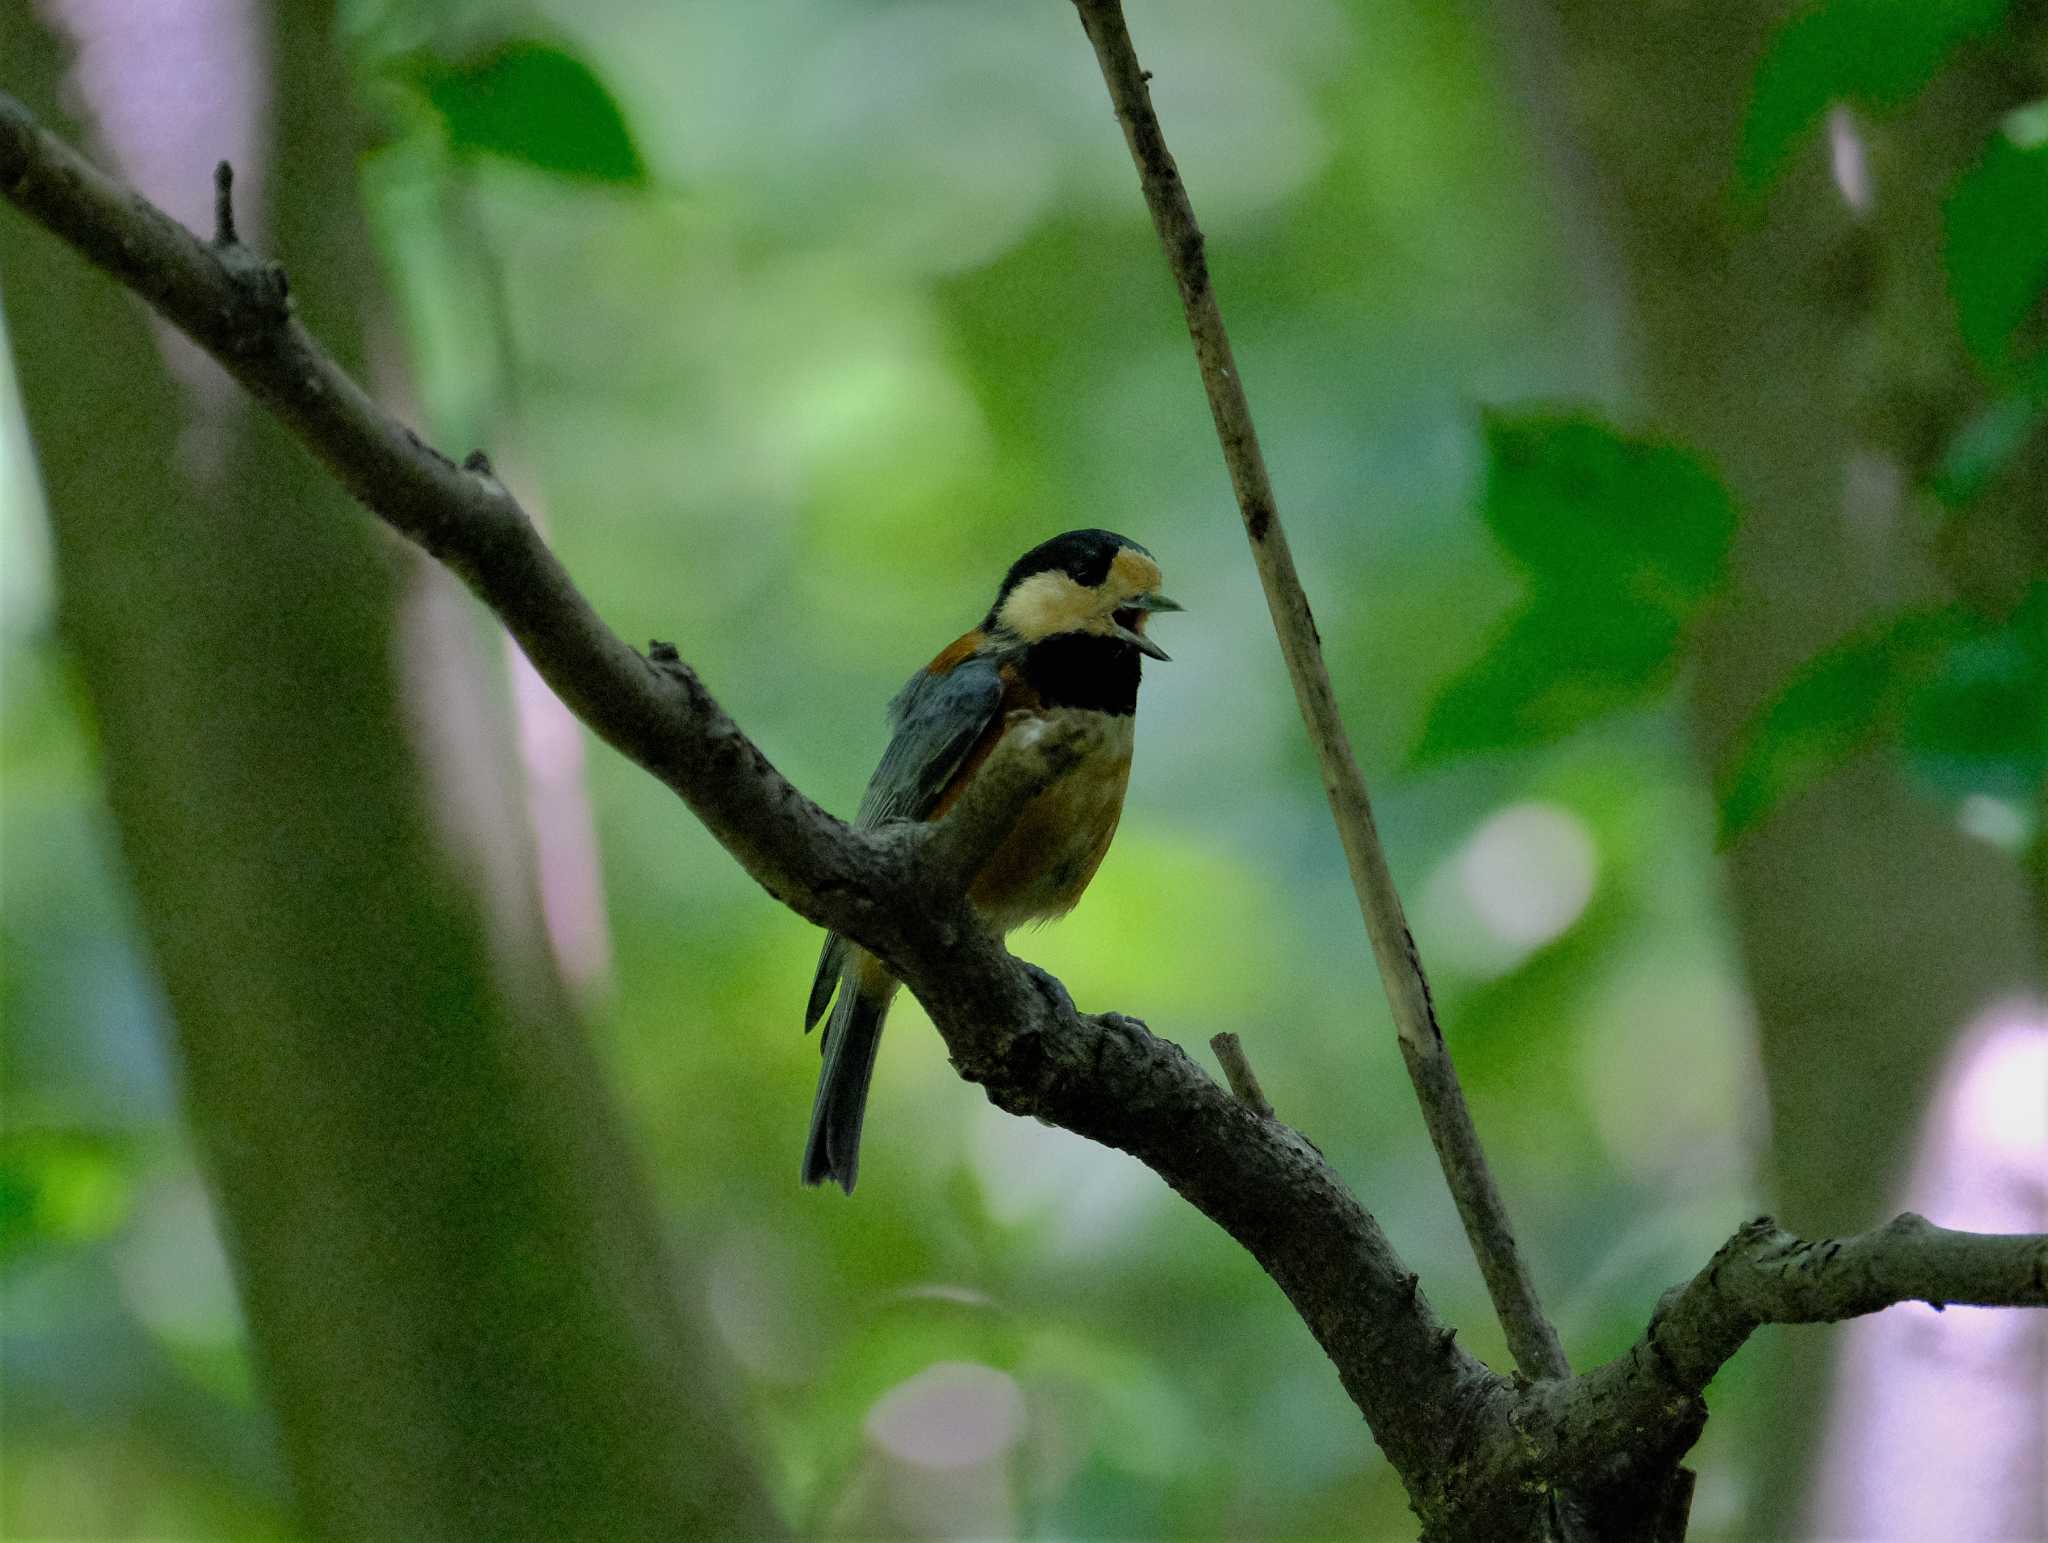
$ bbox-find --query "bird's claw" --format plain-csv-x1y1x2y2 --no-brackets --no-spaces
1021,962,1076,1018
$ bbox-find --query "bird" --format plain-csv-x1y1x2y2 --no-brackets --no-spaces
802,528,1180,1192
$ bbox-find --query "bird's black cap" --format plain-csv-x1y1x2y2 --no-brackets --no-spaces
990,529,1151,609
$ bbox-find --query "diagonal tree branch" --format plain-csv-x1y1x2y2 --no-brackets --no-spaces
0,94,897,938
8,81,2048,1543
1067,0,1569,1383
0,83,1499,1504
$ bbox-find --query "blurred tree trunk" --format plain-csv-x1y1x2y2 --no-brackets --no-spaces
1,4,776,1537
1507,0,2038,1526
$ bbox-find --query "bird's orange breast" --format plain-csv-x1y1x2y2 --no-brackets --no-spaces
923,655,1136,933
967,712,1133,932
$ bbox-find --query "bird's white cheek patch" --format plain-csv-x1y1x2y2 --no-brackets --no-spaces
997,570,1094,641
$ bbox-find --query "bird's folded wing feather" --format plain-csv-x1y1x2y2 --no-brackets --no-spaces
805,652,1006,1031
858,655,1007,827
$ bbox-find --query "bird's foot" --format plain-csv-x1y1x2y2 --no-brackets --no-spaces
1021,961,1076,1018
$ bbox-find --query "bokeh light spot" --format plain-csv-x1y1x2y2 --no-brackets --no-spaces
1578,955,1759,1179
864,1360,1027,1471
1956,792,2031,852
705,1226,829,1387
1449,800,1600,970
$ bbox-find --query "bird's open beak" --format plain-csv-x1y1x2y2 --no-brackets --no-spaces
1115,592,1182,661
1118,627,1172,661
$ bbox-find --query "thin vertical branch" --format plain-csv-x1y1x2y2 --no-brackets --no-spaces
1069,0,1569,1382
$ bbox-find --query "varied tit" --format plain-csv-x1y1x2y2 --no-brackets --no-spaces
802,529,1181,1192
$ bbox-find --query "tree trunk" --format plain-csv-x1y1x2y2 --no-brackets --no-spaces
1,4,776,1536
1510,0,2039,1526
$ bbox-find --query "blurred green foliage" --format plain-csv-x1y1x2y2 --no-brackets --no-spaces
4,0,2047,1538
1740,0,2011,190
1716,607,1965,839
1904,588,2048,801
1720,589,2045,841
1416,413,1733,760
1944,118,2048,380
397,37,648,186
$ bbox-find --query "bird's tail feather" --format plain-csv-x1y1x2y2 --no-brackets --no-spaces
802,983,887,1193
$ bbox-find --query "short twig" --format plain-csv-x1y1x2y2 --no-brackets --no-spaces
212,159,237,246
1210,1031,1275,1118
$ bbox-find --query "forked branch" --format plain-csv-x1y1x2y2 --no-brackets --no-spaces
1533,1214,2048,1483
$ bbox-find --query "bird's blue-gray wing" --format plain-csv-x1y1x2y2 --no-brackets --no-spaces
805,654,1005,1031
855,656,1007,828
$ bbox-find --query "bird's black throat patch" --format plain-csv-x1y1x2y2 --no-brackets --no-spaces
1020,633,1142,715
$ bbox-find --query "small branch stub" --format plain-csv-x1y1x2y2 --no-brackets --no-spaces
198,157,287,332
1211,1031,1275,1119
212,159,237,247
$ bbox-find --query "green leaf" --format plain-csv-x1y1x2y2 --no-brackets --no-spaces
1416,602,1683,761
1903,586,2048,799
1416,411,1736,762
1739,0,2011,192
1944,126,2048,377
1716,608,1966,840
1931,393,2044,505
1481,413,1735,613
410,41,647,186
